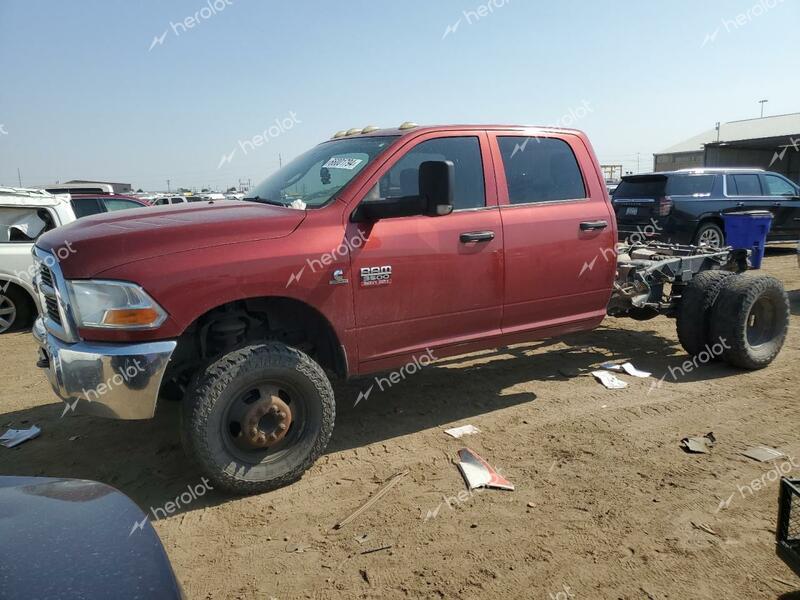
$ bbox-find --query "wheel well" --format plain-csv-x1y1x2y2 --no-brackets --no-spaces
696,217,725,235
0,280,37,308
168,297,346,387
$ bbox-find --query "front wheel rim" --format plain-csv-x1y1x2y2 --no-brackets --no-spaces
0,295,17,333
746,296,779,347
220,380,308,466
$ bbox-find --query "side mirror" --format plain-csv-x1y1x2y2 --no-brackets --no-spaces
419,160,455,217
351,160,455,222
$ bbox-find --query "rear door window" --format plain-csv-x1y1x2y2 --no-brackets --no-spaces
71,198,104,218
728,174,762,196
497,137,586,204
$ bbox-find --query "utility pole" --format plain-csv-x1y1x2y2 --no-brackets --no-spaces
278,153,282,168
17,167,22,187
636,153,641,174
166,179,171,193
759,99,768,118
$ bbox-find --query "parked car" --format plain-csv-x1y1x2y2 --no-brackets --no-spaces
69,193,151,218
0,475,183,599
0,188,76,333
153,196,189,206
30,124,791,494
612,168,800,246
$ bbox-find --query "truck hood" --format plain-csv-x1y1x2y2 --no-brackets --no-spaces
37,200,307,277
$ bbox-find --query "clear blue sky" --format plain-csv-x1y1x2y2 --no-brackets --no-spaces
1,0,798,191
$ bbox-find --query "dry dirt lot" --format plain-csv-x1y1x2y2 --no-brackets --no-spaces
1,248,799,600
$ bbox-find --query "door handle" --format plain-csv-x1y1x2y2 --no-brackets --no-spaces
773,202,782,207
460,231,495,243
736,202,745,208
579,220,608,231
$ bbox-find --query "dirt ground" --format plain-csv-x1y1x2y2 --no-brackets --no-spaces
1,248,798,600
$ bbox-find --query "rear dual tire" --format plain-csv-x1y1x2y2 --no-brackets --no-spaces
677,272,789,370
710,274,790,370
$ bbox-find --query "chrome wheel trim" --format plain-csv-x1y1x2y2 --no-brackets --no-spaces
0,294,17,333
699,228,722,248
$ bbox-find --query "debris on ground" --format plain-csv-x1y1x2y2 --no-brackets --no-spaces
600,361,652,378
681,432,716,454
456,448,514,491
591,370,628,389
691,521,718,536
359,568,370,584
742,446,786,462
285,543,308,553
444,424,481,439
0,425,41,448
355,534,369,545
360,545,392,555
333,470,409,530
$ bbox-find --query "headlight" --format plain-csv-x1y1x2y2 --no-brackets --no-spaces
66,280,168,330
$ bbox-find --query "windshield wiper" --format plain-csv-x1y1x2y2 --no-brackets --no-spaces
244,195,288,207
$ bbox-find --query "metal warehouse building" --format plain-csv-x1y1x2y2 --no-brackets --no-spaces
654,112,800,183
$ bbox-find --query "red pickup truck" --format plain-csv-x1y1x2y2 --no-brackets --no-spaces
32,124,790,494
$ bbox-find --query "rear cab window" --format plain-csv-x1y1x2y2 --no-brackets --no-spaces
496,136,586,204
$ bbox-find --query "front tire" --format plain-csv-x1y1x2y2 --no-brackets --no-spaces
710,274,790,370
181,342,335,494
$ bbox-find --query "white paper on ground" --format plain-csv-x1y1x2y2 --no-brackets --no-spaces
620,362,651,378
591,370,628,389
742,446,786,462
601,362,651,378
444,424,481,439
0,425,41,448
600,362,623,372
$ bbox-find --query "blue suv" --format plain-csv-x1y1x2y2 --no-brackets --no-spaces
612,169,800,246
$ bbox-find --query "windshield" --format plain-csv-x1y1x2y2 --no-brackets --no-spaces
245,136,398,208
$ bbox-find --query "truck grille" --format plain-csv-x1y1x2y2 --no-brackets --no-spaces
33,248,75,341
39,264,54,289
44,296,62,325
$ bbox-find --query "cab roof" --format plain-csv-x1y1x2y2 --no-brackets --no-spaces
0,187,72,208
329,124,587,139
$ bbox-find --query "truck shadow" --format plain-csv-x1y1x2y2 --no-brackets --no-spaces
0,325,756,514
327,324,749,454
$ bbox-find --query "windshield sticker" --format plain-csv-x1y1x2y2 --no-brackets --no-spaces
323,157,363,170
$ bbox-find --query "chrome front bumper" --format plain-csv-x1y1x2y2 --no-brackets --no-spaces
33,317,177,420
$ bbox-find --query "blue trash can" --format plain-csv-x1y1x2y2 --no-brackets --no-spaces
721,210,773,269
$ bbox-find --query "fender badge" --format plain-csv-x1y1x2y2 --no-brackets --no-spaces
329,269,349,285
